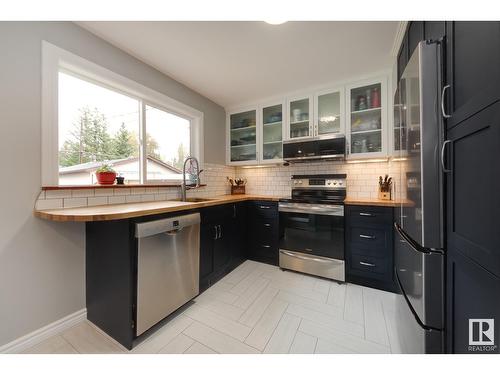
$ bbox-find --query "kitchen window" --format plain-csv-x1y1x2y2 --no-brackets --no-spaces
42,41,203,186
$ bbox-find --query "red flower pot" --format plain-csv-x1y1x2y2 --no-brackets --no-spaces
96,171,117,185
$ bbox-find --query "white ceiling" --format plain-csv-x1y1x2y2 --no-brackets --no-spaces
79,21,399,109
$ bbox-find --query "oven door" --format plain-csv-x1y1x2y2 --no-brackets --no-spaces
278,203,344,259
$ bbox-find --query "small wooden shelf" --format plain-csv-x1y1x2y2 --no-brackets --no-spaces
42,183,207,191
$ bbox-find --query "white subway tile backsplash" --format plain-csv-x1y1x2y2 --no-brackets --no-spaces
45,189,72,199
108,196,126,205
36,199,63,210
72,189,95,198
236,160,406,199
63,197,88,208
35,161,402,211
131,187,145,195
141,194,156,202
113,188,130,196
87,196,108,206
95,189,113,197
155,193,168,201
126,195,142,203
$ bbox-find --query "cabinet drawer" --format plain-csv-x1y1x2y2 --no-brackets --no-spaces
250,201,278,219
251,220,277,239
350,226,389,250
350,254,390,277
249,241,278,262
347,206,392,227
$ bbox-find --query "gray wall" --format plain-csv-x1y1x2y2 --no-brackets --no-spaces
0,21,226,346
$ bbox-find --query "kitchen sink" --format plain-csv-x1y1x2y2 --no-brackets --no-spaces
183,198,216,203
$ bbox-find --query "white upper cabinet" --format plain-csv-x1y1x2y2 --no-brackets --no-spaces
314,88,344,137
227,107,258,165
346,77,388,159
226,74,390,165
287,95,314,139
260,101,285,164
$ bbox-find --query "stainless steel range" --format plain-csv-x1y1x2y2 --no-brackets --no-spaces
278,174,346,282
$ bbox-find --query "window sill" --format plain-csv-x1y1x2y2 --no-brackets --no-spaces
41,184,207,191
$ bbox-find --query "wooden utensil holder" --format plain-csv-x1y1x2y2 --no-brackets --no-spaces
378,190,391,200
231,185,245,195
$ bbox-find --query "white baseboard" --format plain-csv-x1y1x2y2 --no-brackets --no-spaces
0,309,87,354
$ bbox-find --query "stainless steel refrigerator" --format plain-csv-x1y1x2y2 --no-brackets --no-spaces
393,40,446,354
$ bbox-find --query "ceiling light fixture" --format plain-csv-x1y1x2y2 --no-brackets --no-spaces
265,20,288,25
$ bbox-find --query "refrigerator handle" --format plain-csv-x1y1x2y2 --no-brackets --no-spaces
441,140,452,173
441,85,451,118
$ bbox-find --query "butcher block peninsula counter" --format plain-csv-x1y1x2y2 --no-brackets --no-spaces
34,194,281,222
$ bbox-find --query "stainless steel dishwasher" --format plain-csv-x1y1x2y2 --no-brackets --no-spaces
135,212,200,336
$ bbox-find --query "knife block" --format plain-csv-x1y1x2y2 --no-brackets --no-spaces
378,189,391,200
231,185,245,195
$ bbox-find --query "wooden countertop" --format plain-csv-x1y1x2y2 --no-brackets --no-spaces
344,197,413,207
34,194,281,222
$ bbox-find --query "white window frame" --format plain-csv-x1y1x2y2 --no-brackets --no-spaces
41,41,204,186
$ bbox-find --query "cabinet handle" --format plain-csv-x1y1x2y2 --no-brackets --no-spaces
441,140,452,173
213,225,218,240
218,225,223,239
264,223,271,227
259,205,271,209
261,245,271,248
441,84,451,118
359,212,374,217
359,234,376,240
359,261,376,267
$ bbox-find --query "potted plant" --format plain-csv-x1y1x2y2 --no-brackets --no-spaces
95,163,117,185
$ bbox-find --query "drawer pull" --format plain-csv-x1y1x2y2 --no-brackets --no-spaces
359,234,376,240
259,205,272,209
359,212,374,217
359,261,376,267
261,245,271,248
264,223,271,227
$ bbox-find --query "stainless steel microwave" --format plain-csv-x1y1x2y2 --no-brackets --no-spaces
283,135,345,163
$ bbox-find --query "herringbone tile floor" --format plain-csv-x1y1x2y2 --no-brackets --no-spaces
23,260,402,354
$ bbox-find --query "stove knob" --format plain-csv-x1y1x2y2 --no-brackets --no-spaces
333,182,337,186
338,181,343,186
298,180,303,184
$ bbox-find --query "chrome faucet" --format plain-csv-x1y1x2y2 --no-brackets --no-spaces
180,156,203,201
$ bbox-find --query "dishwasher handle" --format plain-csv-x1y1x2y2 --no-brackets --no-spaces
135,213,201,238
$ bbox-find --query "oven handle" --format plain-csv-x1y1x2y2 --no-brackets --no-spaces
279,204,344,216
280,250,336,263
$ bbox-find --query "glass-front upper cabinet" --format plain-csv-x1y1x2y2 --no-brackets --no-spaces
261,102,284,163
228,108,257,164
287,95,313,139
347,78,387,158
314,88,344,136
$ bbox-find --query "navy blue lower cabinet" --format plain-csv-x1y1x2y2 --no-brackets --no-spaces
447,247,500,353
247,201,279,265
199,202,248,292
345,205,397,292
